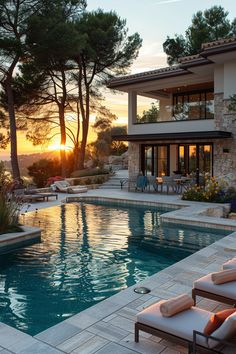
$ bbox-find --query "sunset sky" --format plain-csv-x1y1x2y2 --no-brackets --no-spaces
1,0,236,160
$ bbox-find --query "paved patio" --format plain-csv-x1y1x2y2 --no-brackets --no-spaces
1,184,236,353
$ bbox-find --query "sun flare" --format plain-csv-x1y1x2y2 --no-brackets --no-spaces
48,144,72,151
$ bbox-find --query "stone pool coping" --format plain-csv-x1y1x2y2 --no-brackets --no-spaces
66,194,236,231
0,226,41,255
1,190,236,353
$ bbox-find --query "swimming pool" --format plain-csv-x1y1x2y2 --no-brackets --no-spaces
0,202,229,335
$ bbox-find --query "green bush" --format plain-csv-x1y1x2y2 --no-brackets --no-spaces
0,163,22,234
182,185,205,201
28,159,61,188
71,167,109,178
182,176,236,215
182,177,230,203
93,176,106,184
84,177,92,185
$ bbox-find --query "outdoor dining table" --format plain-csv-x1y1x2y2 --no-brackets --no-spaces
173,177,191,193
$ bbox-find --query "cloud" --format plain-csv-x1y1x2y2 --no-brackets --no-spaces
130,41,167,73
155,0,185,5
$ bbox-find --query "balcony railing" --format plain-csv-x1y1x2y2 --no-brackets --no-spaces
136,103,214,124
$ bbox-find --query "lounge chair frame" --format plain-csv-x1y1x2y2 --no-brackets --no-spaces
192,288,236,306
135,322,236,354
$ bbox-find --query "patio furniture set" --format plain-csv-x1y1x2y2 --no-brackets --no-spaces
135,258,236,354
120,175,192,194
13,188,58,203
12,180,88,203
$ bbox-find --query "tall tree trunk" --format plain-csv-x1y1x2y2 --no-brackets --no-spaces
73,143,80,171
78,119,88,170
78,85,89,170
73,102,80,171
5,80,21,181
59,105,67,177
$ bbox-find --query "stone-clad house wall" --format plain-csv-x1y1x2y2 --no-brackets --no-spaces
128,143,140,179
214,93,236,186
128,94,236,186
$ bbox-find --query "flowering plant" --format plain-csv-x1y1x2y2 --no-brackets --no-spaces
46,176,63,186
182,177,226,202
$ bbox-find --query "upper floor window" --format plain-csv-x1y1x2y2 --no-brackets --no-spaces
173,89,214,121
136,96,160,124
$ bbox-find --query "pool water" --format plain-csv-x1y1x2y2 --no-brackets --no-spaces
0,202,229,335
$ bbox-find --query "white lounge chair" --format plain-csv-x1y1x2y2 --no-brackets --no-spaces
223,258,236,270
54,180,87,194
135,299,236,353
192,273,236,306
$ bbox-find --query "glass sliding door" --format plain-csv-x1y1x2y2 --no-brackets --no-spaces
178,145,186,174
178,143,213,182
199,145,212,179
141,145,169,176
157,146,168,176
188,145,197,174
144,146,154,176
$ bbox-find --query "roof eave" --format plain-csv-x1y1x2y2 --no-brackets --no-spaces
200,43,236,58
112,131,232,142
108,70,189,89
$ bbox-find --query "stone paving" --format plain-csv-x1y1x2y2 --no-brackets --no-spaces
1,185,236,353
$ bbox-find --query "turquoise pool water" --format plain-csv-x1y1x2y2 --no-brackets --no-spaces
0,202,229,335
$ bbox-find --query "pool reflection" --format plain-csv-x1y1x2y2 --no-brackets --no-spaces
0,202,228,335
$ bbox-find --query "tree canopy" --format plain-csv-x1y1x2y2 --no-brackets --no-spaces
163,6,236,65
19,8,141,174
0,0,44,180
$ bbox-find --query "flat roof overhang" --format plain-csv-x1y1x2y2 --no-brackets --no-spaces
112,131,232,142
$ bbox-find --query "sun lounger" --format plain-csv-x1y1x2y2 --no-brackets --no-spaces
14,189,58,203
192,273,236,306
135,298,236,353
54,180,87,193
223,258,236,270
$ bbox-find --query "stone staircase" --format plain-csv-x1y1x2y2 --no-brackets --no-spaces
99,169,129,190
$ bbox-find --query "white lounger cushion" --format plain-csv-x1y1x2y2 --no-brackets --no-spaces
194,274,236,300
67,187,87,194
137,301,211,347
223,258,236,270
54,181,87,193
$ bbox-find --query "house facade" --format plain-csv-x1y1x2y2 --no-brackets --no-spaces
108,37,236,186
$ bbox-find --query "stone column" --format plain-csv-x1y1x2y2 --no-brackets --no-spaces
214,93,236,185
128,142,140,179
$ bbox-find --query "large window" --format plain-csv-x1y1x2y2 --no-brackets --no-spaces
173,89,214,121
178,144,213,181
141,145,169,176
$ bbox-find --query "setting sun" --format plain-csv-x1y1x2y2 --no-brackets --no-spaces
48,144,73,152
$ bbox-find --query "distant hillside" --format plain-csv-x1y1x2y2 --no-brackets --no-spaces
2,151,60,177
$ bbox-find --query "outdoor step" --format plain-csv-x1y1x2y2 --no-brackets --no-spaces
100,185,124,189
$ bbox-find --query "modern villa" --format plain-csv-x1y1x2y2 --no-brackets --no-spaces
108,37,236,186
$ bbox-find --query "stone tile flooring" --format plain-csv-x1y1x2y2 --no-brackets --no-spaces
2,186,236,353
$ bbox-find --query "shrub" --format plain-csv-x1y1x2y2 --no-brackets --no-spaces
83,177,92,185
93,176,106,184
182,185,205,201
182,177,226,202
71,167,109,178
0,163,21,234
28,159,61,188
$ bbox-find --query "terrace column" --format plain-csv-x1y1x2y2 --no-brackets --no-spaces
128,91,140,179
128,91,137,131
